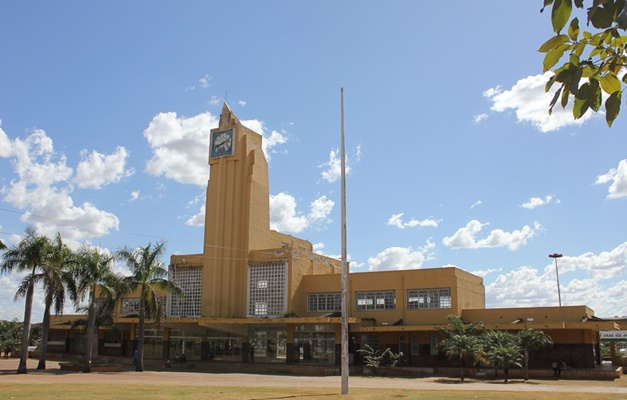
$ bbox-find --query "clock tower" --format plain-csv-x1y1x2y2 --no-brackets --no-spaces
202,102,272,317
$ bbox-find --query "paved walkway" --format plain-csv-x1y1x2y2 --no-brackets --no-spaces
1,359,626,396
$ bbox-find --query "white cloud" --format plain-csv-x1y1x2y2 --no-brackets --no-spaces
470,267,501,278
144,112,217,186
270,192,309,233
198,74,211,88
0,129,119,242
485,242,627,316
319,145,361,183
387,213,439,229
186,205,205,227
470,200,483,209
75,146,134,189
0,123,12,158
473,113,488,123
484,72,596,132
269,192,335,233
309,195,334,223
520,194,558,209
129,190,140,201
367,246,427,271
442,219,541,251
238,100,247,107
595,159,627,199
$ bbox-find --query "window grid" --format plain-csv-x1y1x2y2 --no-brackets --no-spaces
307,292,341,312
121,298,141,314
247,262,287,317
168,266,202,317
355,290,395,311
407,288,451,310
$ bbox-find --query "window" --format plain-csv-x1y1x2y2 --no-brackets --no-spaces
121,298,141,314
168,266,202,317
407,288,451,310
307,293,341,312
247,261,287,317
355,290,395,311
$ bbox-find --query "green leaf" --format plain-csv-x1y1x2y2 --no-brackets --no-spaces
605,91,621,127
568,17,580,40
538,34,570,52
549,87,563,115
570,67,583,94
589,7,614,29
561,82,571,107
541,0,555,13
552,0,573,33
543,43,570,71
546,73,558,92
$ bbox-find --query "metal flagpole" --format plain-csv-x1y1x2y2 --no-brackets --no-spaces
340,87,349,395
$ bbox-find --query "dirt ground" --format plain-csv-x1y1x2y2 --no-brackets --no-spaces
1,358,626,395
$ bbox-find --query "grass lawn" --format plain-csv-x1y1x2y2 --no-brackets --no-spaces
2,383,626,400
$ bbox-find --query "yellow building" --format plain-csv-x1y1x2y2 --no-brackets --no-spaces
50,104,618,372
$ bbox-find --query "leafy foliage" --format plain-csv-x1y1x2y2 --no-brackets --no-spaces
517,328,553,381
357,344,404,369
540,0,627,126
117,241,183,372
438,314,484,381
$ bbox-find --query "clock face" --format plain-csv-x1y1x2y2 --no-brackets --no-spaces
210,129,234,158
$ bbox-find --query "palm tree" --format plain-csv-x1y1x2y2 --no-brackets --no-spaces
74,247,124,372
0,240,7,251
517,328,553,381
481,330,522,383
0,227,50,374
117,242,182,372
37,233,77,370
438,314,484,381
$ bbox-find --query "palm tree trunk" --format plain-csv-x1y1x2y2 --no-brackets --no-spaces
137,296,145,372
17,281,34,374
37,292,53,369
83,291,96,373
459,353,464,381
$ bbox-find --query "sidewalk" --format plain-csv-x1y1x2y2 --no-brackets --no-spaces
1,358,626,396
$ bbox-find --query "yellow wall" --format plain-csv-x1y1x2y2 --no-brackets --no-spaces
297,267,486,326
200,104,272,318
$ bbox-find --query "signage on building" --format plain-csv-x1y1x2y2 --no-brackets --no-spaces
600,331,627,340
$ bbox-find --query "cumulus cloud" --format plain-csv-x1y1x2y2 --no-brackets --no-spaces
595,159,627,199
0,128,119,242
485,241,627,316
387,213,439,229
520,194,558,209
129,190,140,201
144,112,217,186
319,145,362,183
75,146,134,189
367,241,435,271
0,122,12,158
483,72,596,132
442,220,541,251
269,192,334,233
185,204,205,227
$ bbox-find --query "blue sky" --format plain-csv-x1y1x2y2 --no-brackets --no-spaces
1,2,626,322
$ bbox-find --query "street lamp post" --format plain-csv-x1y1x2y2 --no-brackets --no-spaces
549,253,563,307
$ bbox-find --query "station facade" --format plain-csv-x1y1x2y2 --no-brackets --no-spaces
50,104,617,370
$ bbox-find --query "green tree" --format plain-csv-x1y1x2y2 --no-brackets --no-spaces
540,0,627,126
74,247,124,372
37,233,77,370
517,328,553,381
0,240,7,251
0,319,22,358
117,242,182,372
481,330,522,383
438,314,484,382
0,227,50,374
